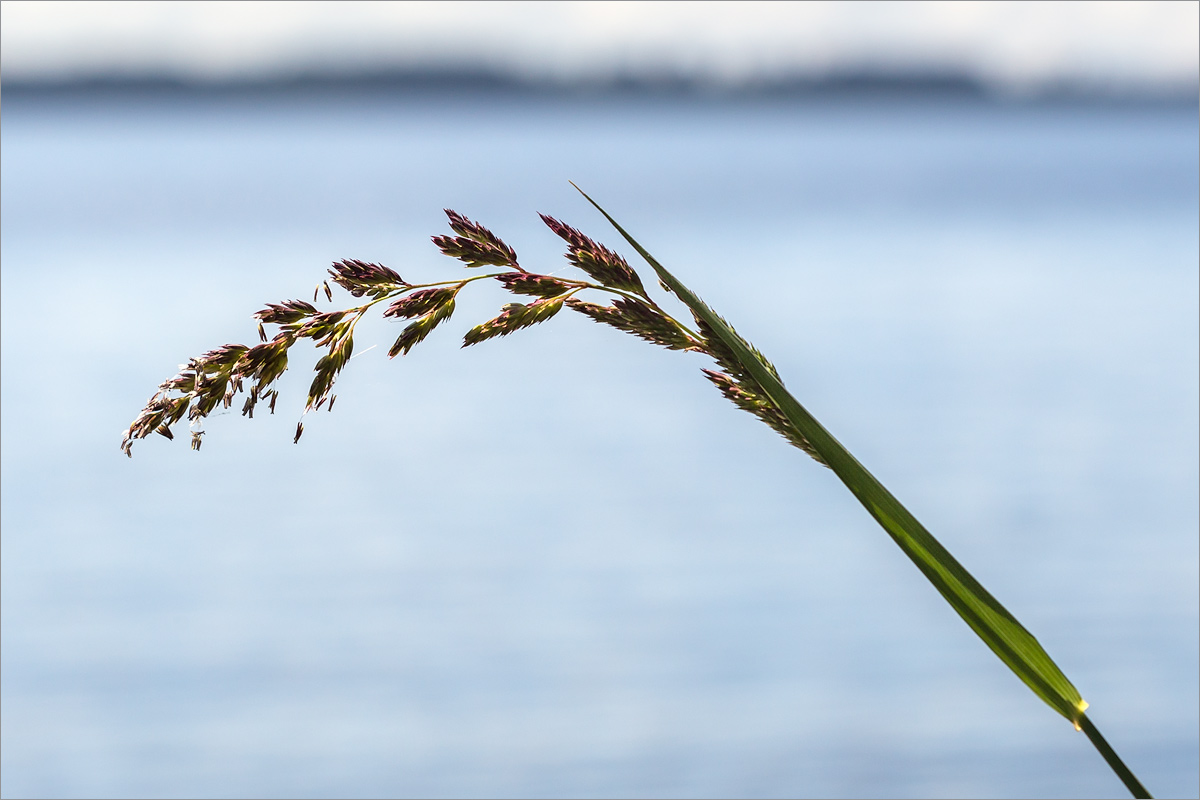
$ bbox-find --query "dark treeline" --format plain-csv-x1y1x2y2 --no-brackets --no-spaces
5,66,1196,106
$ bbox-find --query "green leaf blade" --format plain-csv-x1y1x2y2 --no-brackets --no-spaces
575,185,1088,726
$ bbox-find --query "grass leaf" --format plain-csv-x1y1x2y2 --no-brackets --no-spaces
572,185,1151,799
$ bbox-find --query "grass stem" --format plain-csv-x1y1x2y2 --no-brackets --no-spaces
1079,714,1152,798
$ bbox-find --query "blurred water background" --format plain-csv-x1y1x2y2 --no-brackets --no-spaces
2,4,1198,797
2,83,1196,800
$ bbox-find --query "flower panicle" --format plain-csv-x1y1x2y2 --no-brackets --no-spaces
307,335,352,412
122,297,365,455
701,369,826,465
493,272,573,299
125,205,815,466
255,299,319,325
687,313,824,465
383,286,460,320
432,210,520,269
539,213,647,298
693,313,781,386
328,259,409,298
566,297,696,352
120,332,294,457
388,295,457,358
462,298,564,347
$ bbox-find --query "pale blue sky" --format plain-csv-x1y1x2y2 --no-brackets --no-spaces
3,0,1197,91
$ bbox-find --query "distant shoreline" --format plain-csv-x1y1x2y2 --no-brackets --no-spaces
4,68,1197,107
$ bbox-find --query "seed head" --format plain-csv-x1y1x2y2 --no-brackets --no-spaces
566,297,696,351
388,298,457,358
701,369,826,466
493,272,572,298
328,259,408,298
383,286,459,319
433,210,519,269
693,313,781,387
462,297,564,347
539,214,647,297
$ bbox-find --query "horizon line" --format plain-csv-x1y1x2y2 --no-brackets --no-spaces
5,65,1198,104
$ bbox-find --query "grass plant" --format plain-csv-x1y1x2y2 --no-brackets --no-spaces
122,187,1151,798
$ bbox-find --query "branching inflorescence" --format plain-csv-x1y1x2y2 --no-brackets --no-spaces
120,196,1152,798
121,210,824,463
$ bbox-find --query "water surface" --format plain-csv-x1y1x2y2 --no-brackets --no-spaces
2,91,1197,798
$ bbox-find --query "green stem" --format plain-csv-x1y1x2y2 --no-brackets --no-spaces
1078,714,1152,798
573,183,1153,800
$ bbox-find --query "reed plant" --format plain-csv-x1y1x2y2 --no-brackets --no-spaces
122,187,1151,798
